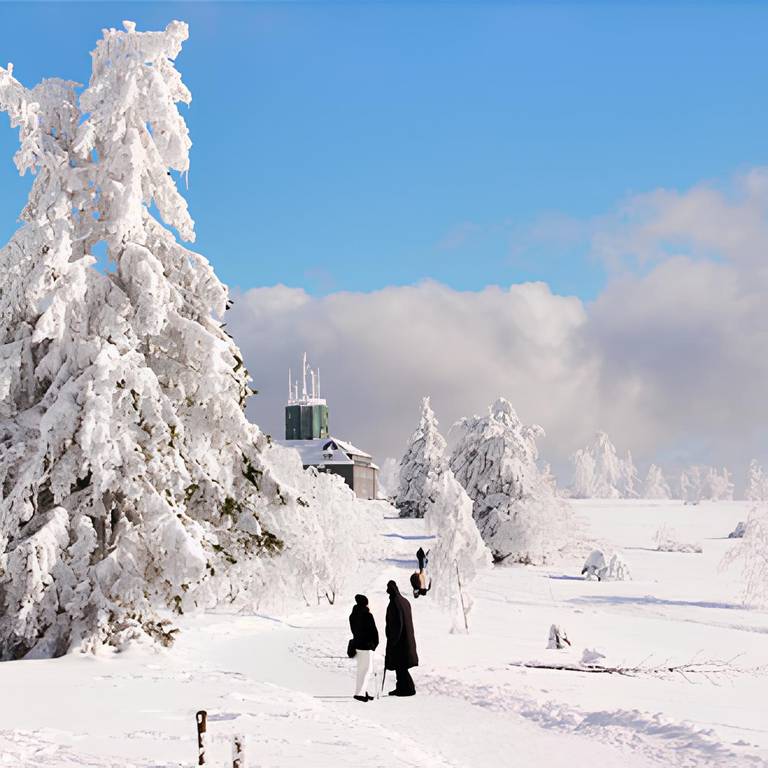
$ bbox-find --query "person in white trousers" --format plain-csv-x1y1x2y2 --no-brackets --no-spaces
348,594,379,702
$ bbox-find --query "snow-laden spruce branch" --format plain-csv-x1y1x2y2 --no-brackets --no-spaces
0,21,376,659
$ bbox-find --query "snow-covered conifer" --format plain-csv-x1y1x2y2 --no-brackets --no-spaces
705,467,734,501
0,22,374,659
618,450,640,499
396,397,447,518
570,448,595,499
450,398,570,564
679,466,703,503
423,468,491,631
570,432,623,498
643,464,671,499
746,460,768,502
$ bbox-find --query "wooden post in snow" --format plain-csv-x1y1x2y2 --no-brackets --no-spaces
232,734,246,768
456,562,469,632
196,710,207,765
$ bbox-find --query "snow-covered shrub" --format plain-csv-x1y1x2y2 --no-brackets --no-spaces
547,624,571,649
0,22,375,659
570,432,637,499
604,552,631,581
728,521,747,539
654,525,703,554
643,464,671,499
581,550,607,580
423,468,491,632
450,398,571,564
255,444,382,607
581,549,631,580
396,397,447,518
581,648,606,665
723,505,768,606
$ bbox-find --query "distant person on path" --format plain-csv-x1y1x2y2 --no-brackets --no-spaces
385,580,419,696
349,594,379,702
411,547,431,598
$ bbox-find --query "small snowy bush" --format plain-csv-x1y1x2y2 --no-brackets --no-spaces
581,549,631,581
654,525,703,554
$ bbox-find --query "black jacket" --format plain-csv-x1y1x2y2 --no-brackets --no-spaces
349,604,379,652
385,581,419,671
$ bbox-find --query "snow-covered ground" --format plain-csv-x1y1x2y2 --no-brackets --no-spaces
1,500,766,767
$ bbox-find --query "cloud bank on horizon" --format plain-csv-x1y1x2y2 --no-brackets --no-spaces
230,169,768,485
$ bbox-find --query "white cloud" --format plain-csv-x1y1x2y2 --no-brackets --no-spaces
228,170,768,486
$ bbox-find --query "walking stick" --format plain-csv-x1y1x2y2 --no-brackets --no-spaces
381,667,387,696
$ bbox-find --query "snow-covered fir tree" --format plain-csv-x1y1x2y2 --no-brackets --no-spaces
395,397,447,518
643,464,671,499
449,398,570,564
618,449,640,498
679,465,733,502
0,22,374,659
679,466,703,503
746,460,768,502
570,432,624,498
423,468,491,631
705,467,734,501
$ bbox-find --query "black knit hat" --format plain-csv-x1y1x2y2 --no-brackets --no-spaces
354,594,368,606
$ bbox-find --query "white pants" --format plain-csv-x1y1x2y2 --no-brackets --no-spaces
354,650,375,697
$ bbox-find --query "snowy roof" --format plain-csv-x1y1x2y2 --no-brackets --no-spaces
279,437,376,468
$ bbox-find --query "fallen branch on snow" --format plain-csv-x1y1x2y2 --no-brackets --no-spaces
509,654,766,683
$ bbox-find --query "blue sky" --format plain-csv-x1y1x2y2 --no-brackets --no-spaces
1,2,767,300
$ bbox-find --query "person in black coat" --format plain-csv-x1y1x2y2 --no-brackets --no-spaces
349,594,379,702
384,580,419,696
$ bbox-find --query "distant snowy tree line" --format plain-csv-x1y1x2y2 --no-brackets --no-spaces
568,432,764,502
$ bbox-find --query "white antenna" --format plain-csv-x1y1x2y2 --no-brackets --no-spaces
302,352,308,399
317,368,321,399
310,369,316,400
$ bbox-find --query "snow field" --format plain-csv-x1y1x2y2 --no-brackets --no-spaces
0,500,766,767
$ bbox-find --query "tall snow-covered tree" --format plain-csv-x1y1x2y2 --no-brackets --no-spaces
746,460,768,502
450,397,570,564
618,450,640,498
423,468,491,631
704,467,734,501
396,397,447,518
679,466,703,503
0,22,375,659
643,464,671,499
570,432,623,498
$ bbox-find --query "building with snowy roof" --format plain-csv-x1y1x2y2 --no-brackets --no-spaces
281,354,379,500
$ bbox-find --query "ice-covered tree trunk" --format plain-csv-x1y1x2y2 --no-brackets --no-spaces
450,398,570,564
395,397,447,518
0,22,373,659
643,464,671,499
423,468,490,632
